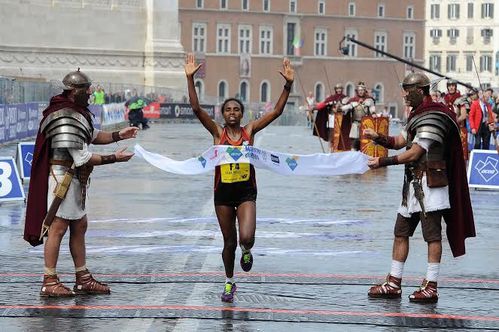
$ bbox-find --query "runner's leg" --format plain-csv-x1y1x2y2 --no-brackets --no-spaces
215,205,238,278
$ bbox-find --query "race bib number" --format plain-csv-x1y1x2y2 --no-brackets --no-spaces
221,163,250,183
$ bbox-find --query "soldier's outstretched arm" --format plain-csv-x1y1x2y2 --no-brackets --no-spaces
84,148,134,166
363,128,406,150
93,127,139,145
367,143,424,169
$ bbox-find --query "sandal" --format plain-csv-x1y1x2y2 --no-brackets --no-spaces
74,269,111,295
40,275,75,297
409,279,438,303
368,274,402,299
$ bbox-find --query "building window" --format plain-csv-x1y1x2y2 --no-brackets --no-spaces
220,0,228,9
374,32,387,57
496,52,499,75
315,83,324,103
446,54,457,72
345,82,354,97
239,81,249,102
447,29,459,40
263,0,270,12
286,22,297,56
465,54,474,72
195,80,204,100
377,4,385,17
429,54,441,72
318,0,325,15
218,81,228,102
344,30,358,57
430,29,442,39
238,25,252,54
314,29,327,56
448,4,460,19
260,81,270,102
196,0,204,9
192,23,207,53
348,2,355,16
217,24,231,54
407,6,414,19
481,3,494,18
242,0,249,11
480,55,492,72
430,4,440,19
373,83,383,104
467,2,473,18
481,28,493,43
289,0,296,13
403,32,415,59
259,26,273,55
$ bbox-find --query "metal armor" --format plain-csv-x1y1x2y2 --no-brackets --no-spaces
402,72,431,89
41,108,93,152
352,98,375,122
402,111,453,205
41,108,94,209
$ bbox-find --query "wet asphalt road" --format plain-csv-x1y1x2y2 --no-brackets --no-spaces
0,122,498,331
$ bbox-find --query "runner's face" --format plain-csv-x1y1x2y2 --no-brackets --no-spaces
223,101,243,125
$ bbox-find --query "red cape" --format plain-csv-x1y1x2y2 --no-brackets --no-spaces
23,95,93,246
444,91,461,110
408,97,475,257
313,93,345,141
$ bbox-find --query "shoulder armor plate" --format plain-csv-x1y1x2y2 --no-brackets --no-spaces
41,108,93,149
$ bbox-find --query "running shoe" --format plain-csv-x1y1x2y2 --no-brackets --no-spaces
221,282,237,303
240,250,253,272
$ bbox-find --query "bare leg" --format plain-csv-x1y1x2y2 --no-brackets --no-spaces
427,240,442,263
236,201,256,250
215,205,237,278
44,218,69,269
69,216,88,268
392,236,409,262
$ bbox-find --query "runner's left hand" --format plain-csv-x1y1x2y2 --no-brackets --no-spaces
279,58,294,83
367,156,380,169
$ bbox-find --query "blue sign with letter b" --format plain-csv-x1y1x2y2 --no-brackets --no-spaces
0,157,25,202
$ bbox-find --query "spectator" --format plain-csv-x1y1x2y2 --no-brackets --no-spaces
93,85,105,105
469,92,495,150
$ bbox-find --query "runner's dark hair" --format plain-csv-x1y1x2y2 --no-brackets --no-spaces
221,98,245,115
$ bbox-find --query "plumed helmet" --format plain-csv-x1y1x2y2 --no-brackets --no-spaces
62,68,92,90
401,72,430,90
356,81,366,90
446,79,458,86
334,83,343,89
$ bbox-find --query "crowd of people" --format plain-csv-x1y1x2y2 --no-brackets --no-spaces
307,79,499,155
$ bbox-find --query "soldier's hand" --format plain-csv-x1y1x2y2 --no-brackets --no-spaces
367,156,380,169
115,147,134,162
471,129,477,135
363,128,378,139
119,127,139,140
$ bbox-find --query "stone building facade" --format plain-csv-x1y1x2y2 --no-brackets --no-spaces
0,0,185,91
179,0,425,119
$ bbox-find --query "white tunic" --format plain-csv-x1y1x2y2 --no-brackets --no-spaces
47,129,100,220
397,129,450,217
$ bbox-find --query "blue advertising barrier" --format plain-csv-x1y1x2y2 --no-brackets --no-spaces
467,149,499,190
0,156,25,202
16,142,35,181
0,104,5,145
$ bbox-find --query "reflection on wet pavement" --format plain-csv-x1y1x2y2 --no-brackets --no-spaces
0,123,497,330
